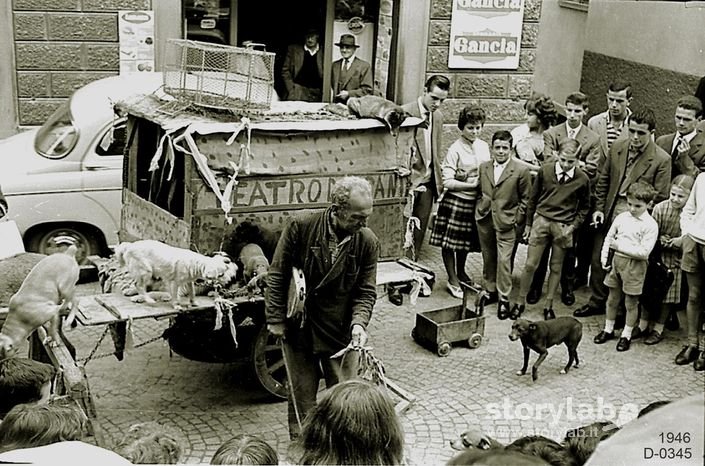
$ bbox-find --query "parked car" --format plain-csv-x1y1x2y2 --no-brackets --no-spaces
0,73,163,266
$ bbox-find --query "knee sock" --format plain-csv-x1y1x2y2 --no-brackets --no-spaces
653,323,664,334
604,319,615,333
622,325,633,340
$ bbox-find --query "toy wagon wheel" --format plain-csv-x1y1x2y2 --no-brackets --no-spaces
251,325,288,400
468,333,482,349
437,341,452,357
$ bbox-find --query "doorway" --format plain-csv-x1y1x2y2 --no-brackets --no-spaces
236,0,328,100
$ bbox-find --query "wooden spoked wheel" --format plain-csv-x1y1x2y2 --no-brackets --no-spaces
251,325,288,400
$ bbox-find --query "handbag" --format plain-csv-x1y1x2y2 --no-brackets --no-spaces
0,219,26,260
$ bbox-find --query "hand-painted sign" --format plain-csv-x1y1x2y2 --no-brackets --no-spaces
119,10,155,75
448,0,524,69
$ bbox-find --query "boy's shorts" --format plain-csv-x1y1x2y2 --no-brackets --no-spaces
680,235,705,274
528,215,574,249
604,254,647,296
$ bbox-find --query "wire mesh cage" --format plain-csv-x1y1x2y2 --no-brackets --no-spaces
163,39,275,111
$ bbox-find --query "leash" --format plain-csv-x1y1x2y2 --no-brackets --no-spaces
278,335,302,431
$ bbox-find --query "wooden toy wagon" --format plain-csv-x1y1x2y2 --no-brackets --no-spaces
412,282,488,357
73,92,424,400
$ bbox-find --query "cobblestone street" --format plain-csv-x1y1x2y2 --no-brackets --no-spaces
69,243,704,464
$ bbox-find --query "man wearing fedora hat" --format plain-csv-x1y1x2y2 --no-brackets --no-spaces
332,34,373,103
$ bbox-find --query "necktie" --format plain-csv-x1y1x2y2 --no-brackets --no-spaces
672,136,684,158
344,58,350,71
559,173,567,184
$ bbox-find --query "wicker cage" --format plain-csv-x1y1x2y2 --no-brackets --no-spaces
163,39,275,111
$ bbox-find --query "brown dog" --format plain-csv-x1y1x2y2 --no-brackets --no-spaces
347,95,410,136
508,317,582,382
0,246,79,358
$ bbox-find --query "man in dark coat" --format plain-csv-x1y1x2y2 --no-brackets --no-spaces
265,176,379,439
280,30,323,102
331,34,373,103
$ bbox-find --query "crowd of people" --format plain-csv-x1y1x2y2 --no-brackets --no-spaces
417,76,705,369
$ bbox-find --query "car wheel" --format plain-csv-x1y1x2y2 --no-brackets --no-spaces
27,226,101,266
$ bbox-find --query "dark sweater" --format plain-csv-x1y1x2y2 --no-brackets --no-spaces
527,162,591,228
295,51,322,89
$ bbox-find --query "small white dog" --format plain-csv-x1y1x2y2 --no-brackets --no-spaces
115,240,234,310
0,246,80,358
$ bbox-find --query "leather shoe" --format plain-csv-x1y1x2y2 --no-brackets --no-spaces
616,337,631,352
526,288,541,305
694,352,705,371
675,345,699,365
497,300,511,320
509,303,525,320
594,330,615,344
485,291,499,305
643,330,663,345
630,327,644,340
574,304,605,318
544,308,556,320
561,289,575,307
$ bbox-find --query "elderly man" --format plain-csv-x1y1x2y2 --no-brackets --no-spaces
331,34,373,103
265,176,379,439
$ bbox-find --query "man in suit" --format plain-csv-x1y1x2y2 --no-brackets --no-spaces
656,95,705,178
575,109,671,318
280,29,323,102
331,34,373,103
528,92,603,306
401,74,451,260
265,176,379,439
588,82,633,159
476,131,533,318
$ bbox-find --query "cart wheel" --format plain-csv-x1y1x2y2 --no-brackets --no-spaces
468,333,482,349
437,342,452,357
251,325,288,400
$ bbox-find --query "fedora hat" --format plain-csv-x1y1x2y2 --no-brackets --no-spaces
335,34,359,48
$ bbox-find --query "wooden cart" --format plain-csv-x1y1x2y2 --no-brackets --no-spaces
78,95,424,399
411,282,488,357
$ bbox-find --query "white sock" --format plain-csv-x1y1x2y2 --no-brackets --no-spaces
638,320,649,332
653,323,664,334
622,325,634,340
604,320,615,333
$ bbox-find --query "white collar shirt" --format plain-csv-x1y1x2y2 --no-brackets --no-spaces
672,129,697,153
555,162,575,182
493,160,509,184
566,122,582,140
304,44,319,56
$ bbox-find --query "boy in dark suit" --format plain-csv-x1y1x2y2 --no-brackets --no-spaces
331,34,373,103
514,138,591,320
476,131,532,319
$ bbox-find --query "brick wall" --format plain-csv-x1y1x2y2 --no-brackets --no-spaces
12,0,150,125
427,0,542,155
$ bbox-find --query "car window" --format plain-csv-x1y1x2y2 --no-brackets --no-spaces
34,102,78,159
96,118,128,156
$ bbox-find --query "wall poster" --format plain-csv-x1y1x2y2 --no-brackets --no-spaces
448,0,524,70
119,10,156,74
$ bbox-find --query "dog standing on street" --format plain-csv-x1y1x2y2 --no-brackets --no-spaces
508,317,582,381
0,246,80,358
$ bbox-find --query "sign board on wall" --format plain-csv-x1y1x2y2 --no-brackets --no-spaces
448,0,524,70
119,10,156,74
